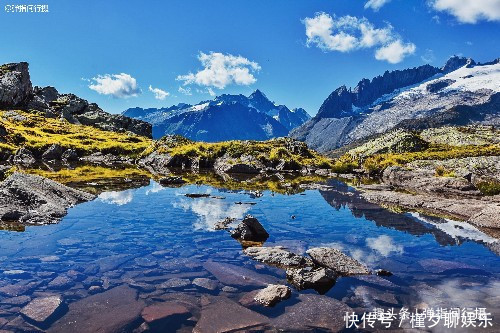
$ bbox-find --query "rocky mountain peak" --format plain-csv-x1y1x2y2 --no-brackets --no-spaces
0,61,152,138
249,89,269,101
441,56,476,74
316,85,353,119
0,62,33,107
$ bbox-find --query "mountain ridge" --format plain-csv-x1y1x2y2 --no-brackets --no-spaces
291,56,500,153
123,90,310,141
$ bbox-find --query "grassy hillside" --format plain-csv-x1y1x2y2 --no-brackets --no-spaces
0,110,152,157
331,126,500,174
142,135,334,169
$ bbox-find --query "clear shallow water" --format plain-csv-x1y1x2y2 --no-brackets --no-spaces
0,178,499,332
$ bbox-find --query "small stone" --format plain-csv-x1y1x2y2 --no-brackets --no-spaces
3,270,30,278
254,285,291,307
222,286,238,293
192,278,218,291
20,296,63,326
214,217,236,231
48,276,74,290
160,278,191,289
286,267,337,294
0,295,31,306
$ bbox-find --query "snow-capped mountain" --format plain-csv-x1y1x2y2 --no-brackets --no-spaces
123,90,310,141
291,56,500,153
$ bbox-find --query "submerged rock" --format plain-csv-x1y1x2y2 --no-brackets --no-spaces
271,293,352,332
0,173,95,225
20,296,64,328
243,246,310,268
192,278,219,291
306,247,370,276
193,296,269,333
286,267,337,294
230,215,269,242
141,302,189,324
203,261,276,287
254,284,291,307
48,285,145,333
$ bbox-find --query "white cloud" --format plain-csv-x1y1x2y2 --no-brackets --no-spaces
148,85,169,100
364,0,392,11
303,13,415,63
88,73,140,98
375,40,417,64
431,0,500,23
178,86,192,95
177,52,261,90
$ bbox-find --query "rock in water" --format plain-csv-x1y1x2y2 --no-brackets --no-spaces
271,294,352,332
0,173,95,225
306,247,370,276
254,284,291,307
286,267,337,294
20,296,64,328
243,246,310,268
203,261,276,287
230,215,269,242
141,302,189,324
193,296,269,333
48,285,145,333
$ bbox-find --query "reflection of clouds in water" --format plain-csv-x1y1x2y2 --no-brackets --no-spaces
173,198,250,231
145,182,165,195
98,190,134,206
366,235,404,257
416,279,500,333
411,212,498,245
321,235,404,267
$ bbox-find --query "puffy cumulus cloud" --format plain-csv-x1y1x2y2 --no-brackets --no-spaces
88,73,140,98
148,85,169,100
375,40,417,64
366,235,404,257
303,13,415,63
176,52,261,90
364,0,392,11
431,0,500,23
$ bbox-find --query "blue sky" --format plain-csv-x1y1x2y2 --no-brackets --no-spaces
1,0,499,115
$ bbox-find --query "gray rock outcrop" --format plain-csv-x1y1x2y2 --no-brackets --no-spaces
0,173,95,225
306,247,370,276
0,62,151,138
243,246,311,267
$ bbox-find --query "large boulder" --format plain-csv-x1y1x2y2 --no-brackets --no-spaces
230,215,269,242
306,247,370,276
0,62,33,107
243,246,311,268
214,155,263,174
12,147,36,166
0,172,95,225
286,267,337,293
42,144,63,161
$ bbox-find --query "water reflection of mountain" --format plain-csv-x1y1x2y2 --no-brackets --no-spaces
318,179,489,248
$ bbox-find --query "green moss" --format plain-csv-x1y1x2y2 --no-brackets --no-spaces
434,165,456,177
476,180,500,196
143,136,333,169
